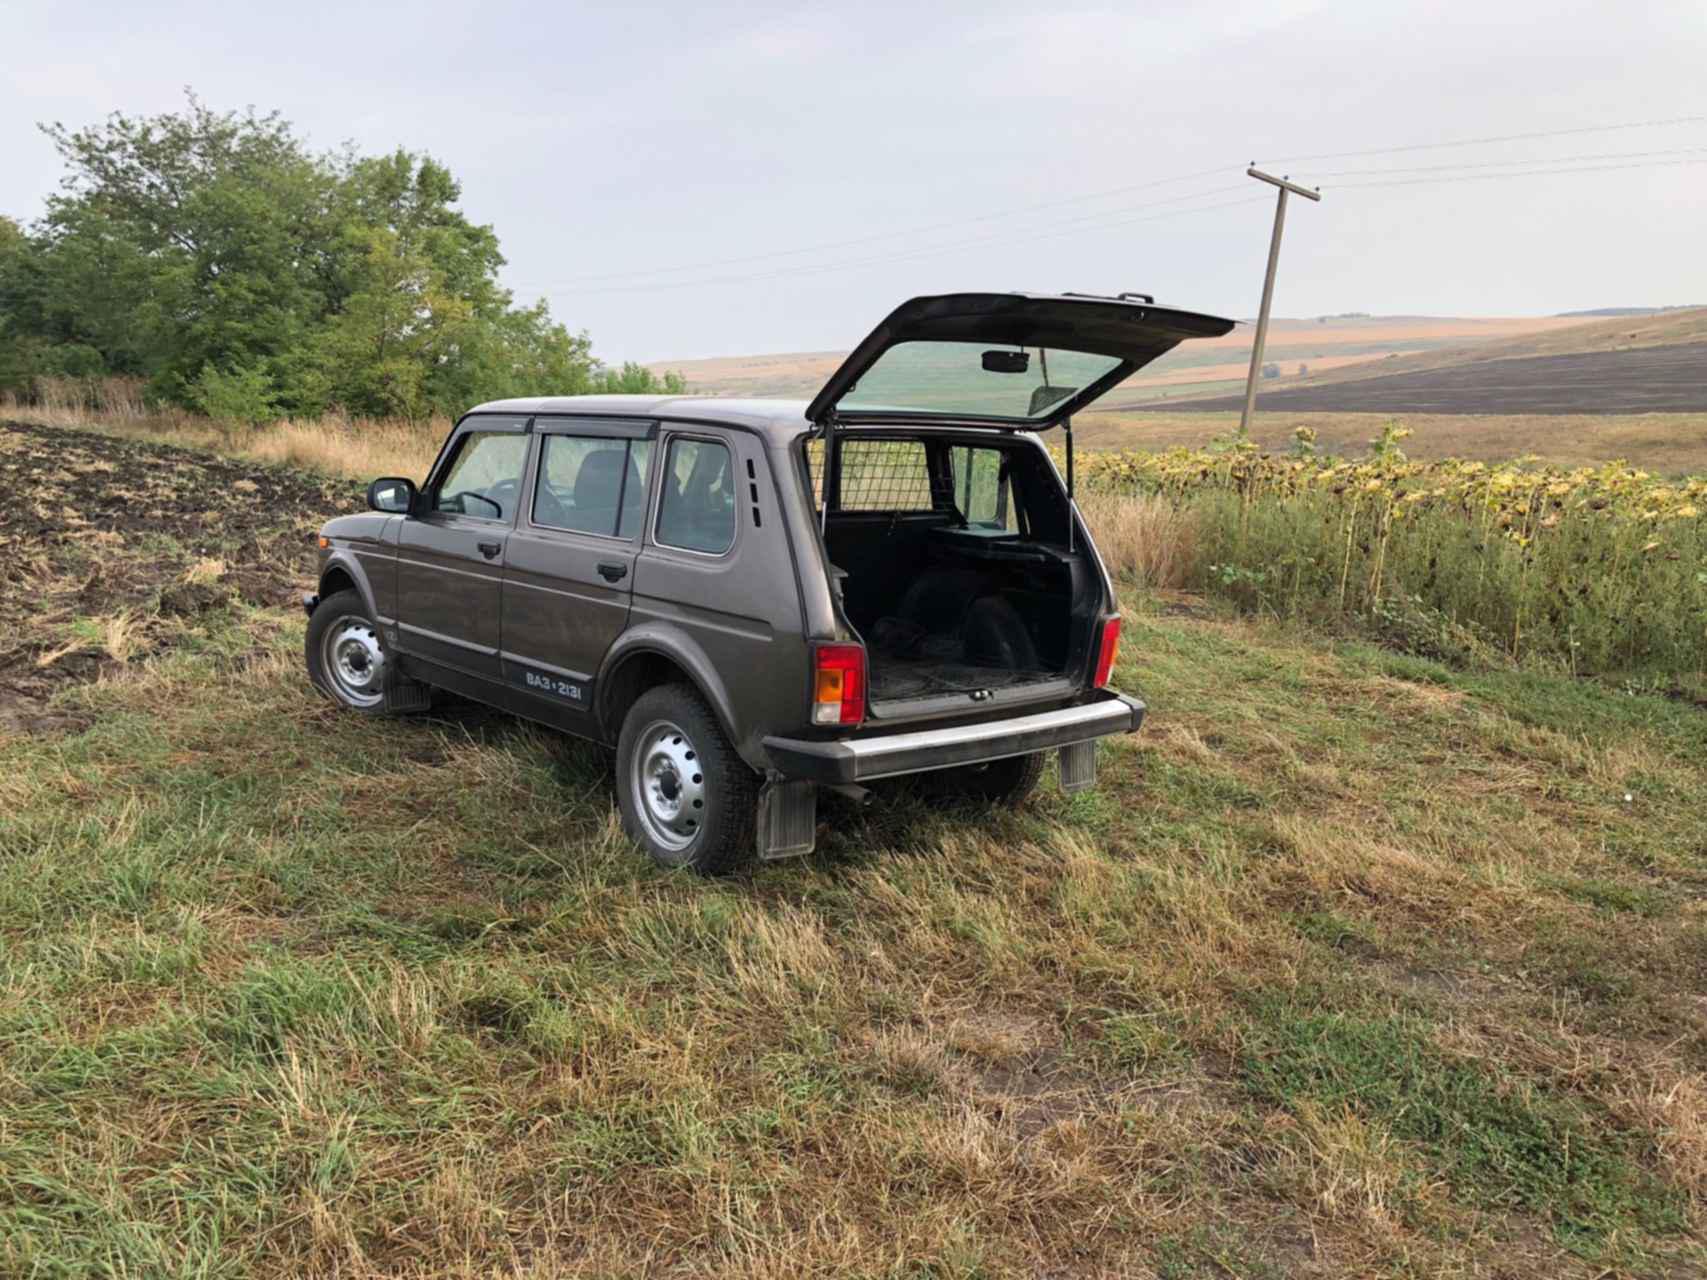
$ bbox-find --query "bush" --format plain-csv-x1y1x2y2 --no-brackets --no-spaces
190,363,281,426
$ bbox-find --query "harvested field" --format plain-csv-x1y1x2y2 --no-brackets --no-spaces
1073,407,1707,471
1161,343,1707,415
0,419,357,732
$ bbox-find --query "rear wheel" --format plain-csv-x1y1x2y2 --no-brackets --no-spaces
306,590,390,713
927,751,1047,808
616,684,757,873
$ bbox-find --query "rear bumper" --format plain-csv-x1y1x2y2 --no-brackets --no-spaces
762,690,1145,785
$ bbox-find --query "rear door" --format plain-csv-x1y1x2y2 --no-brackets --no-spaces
394,415,530,681
804,291,1235,430
500,416,656,713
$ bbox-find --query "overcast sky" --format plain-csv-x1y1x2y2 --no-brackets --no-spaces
5,1,1704,363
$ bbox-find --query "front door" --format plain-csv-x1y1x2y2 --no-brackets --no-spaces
394,415,531,681
500,417,656,713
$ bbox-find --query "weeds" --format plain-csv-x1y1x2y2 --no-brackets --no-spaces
1077,438,1707,676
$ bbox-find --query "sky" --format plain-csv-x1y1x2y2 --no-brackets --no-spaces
4,0,1705,364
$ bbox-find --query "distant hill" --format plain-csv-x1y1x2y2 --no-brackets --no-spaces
1138,307,1707,416
1555,305,1705,318
648,314,1587,402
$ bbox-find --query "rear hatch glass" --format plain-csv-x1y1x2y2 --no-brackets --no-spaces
807,292,1236,429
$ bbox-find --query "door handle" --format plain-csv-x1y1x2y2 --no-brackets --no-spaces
477,541,501,560
597,561,628,583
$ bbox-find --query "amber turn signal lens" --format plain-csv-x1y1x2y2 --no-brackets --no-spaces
317,536,331,550
811,643,866,726
815,667,845,703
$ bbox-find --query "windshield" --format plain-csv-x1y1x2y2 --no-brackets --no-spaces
836,341,1125,422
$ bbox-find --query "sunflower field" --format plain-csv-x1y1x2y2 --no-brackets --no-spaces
1073,427,1707,677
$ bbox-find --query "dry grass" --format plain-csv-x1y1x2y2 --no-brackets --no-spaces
3,575,1704,1275
1077,491,1200,589
2,391,1705,1277
2,379,443,482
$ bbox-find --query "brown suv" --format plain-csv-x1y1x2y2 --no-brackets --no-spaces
304,291,1233,871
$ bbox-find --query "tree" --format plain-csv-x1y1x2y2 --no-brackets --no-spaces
3,94,673,419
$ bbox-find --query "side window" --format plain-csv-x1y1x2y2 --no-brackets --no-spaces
434,431,529,520
617,441,653,539
656,438,735,554
533,436,651,538
950,445,1017,530
837,439,934,512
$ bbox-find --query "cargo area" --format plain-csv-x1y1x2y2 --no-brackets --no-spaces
812,433,1098,713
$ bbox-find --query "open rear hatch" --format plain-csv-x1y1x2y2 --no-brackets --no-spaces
804,292,1235,722
805,291,1235,429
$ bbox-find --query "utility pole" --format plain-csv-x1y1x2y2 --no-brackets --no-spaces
1238,167,1321,438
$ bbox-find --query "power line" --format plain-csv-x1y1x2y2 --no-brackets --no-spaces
521,150,1707,297
1259,112,1707,165
513,183,1254,294
1311,144,1707,178
550,164,1237,285
1329,154,1707,189
542,113,1707,291
548,194,1272,296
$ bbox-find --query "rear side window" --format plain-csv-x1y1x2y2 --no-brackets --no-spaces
533,436,652,538
950,445,1017,530
837,439,933,512
656,438,736,554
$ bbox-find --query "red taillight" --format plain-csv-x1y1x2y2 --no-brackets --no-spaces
813,643,866,726
1092,615,1122,688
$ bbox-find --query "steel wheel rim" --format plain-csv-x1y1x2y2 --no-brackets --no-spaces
630,718,706,853
322,617,386,708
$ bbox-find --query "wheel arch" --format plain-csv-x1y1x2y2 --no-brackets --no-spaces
597,630,748,763
317,553,378,623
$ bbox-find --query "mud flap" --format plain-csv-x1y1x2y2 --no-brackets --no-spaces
1058,740,1097,793
383,672,433,715
757,779,817,860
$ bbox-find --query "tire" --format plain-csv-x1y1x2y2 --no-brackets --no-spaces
305,589,391,714
616,684,758,873
926,751,1047,808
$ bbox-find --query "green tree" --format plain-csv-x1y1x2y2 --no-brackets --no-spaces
3,93,676,420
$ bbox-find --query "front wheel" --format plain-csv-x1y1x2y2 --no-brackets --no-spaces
616,685,758,874
305,590,390,713
926,752,1046,808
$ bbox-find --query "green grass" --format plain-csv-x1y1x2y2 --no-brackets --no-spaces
1239,1000,1685,1248
2,582,1705,1274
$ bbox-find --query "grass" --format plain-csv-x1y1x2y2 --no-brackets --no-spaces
2,378,445,482
2,574,1705,1274
2,405,1704,1274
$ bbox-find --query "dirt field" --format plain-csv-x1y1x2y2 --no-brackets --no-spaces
649,314,1584,399
0,419,356,732
1074,407,1707,471
1160,343,1707,416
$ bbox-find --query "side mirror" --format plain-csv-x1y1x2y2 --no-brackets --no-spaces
367,477,418,514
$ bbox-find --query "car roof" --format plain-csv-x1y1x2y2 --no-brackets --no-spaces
464,395,820,445
463,394,1048,445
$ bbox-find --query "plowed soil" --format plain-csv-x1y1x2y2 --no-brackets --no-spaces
1163,343,1707,415
0,420,357,731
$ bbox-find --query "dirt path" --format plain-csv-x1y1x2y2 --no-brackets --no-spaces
0,419,358,731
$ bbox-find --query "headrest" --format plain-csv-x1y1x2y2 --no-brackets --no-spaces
576,448,640,509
